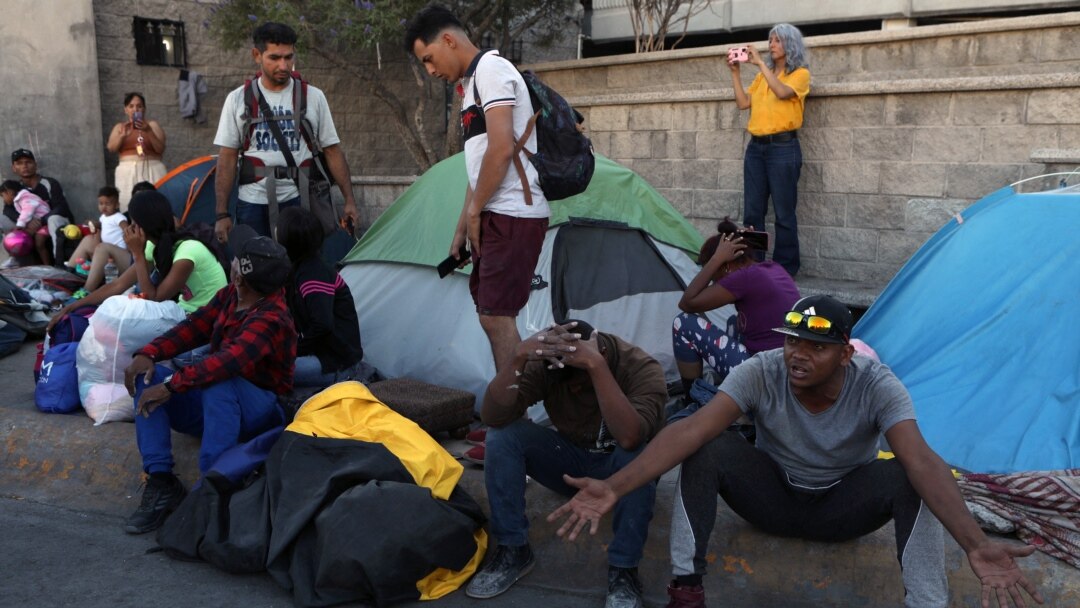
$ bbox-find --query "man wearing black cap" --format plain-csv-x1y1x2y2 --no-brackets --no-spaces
120,224,297,534
549,296,1044,608
469,321,666,608
5,148,75,264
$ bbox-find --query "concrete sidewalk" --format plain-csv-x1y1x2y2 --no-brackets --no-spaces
2,341,1076,607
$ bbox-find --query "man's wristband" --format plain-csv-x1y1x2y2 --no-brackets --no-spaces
162,374,176,394
216,212,231,221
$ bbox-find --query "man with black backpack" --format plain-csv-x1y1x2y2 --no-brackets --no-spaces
404,6,551,375
212,22,358,242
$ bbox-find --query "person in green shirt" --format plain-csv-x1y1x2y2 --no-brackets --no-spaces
48,191,228,329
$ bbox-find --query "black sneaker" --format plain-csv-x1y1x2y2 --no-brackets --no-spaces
464,544,535,599
123,473,186,535
606,566,644,608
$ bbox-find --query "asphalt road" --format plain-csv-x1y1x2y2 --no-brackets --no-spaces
0,496,597,608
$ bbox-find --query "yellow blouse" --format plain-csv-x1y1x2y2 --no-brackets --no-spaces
746,67,811,136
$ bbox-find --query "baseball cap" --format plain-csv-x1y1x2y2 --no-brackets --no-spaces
11,148,35,163
771,295,853,345
228,224,291,294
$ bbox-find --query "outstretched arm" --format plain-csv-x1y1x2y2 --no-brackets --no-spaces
886,421,1044,608
547,392,743,540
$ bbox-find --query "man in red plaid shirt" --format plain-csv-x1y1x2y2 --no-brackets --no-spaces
121,225,297,534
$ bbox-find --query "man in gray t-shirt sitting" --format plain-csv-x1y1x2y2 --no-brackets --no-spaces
549,295,1043,608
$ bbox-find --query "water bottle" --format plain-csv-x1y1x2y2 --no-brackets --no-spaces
104,260,118,284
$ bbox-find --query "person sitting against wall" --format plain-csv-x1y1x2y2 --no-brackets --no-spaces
106,93,167,211
671,218,800,417
1,180,53,266
276,207,366,387
728,23,810,276
47,191,227,331
5,148,76,266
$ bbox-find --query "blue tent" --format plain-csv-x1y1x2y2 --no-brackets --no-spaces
854,185,1080,473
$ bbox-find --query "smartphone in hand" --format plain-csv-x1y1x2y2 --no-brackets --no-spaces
738,230,770,252
437,245,470,278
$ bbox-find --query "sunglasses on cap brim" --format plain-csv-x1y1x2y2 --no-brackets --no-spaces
784,311,835,336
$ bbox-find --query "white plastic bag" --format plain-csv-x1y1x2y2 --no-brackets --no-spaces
76,295,186,425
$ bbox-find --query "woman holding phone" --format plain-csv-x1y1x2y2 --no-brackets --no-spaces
107,92,168,210
728,23,810,276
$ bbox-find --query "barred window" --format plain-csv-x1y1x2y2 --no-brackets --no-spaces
133,17,187,67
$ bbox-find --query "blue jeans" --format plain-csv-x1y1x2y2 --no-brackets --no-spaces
743,139,802,275
133,364,285,475
293,355,367,388
485,419,656,568
235,197,300,238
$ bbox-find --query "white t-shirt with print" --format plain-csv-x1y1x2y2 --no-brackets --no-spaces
461,51,549,219
213,78,340,205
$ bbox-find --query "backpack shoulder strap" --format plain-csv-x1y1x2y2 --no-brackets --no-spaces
470,52,535,205
240,76,259,151
292,74,319,154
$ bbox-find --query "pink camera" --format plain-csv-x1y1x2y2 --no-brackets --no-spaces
727,47,749,63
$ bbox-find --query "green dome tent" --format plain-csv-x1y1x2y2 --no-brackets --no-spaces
340,153,723,402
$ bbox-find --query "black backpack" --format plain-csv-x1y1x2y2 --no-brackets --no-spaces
473,52,594,203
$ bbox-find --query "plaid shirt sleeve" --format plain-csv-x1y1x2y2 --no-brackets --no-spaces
167,296,292,393
136,287,226,362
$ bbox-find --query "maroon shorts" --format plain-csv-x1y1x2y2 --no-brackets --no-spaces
469,211,548,317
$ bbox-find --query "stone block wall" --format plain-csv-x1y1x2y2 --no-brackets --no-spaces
93,0,434,191
532,13,1080,284
92,0,579,226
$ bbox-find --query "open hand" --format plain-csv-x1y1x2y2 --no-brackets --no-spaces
546,474,618,541
967,542,1044,608
710,233,747,265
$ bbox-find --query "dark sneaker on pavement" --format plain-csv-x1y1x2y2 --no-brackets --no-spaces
465,544,535,599
606,566,644,608
123,473,186,534
665,581,705,608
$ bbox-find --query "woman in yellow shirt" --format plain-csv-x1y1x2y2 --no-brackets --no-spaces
728,24,810,276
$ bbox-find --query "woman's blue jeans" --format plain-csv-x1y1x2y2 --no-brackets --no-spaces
743,139,802,275
484,418,656,568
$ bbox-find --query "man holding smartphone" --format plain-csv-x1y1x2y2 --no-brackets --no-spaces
405,6,549,374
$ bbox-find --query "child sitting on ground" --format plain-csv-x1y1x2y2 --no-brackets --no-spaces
1,179,52,265
65,186,130,295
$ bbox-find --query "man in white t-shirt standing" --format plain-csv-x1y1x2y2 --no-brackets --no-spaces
405,6,549,374
213,22,358,242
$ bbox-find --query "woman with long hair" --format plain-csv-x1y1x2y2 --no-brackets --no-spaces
276,207,365,387
48,191,227,329
106,93,168,211
728,23,810,276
